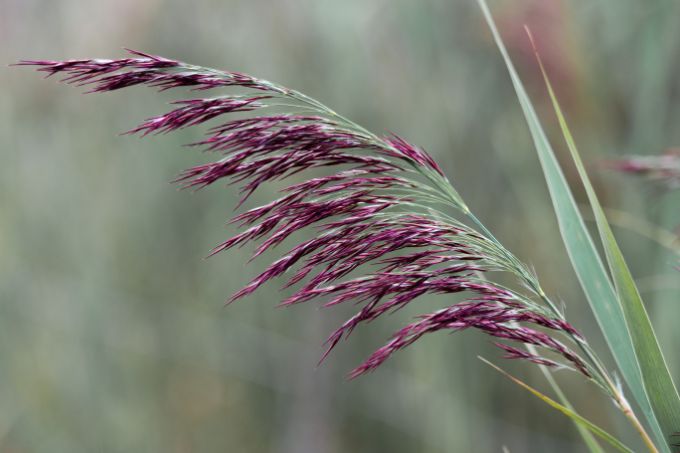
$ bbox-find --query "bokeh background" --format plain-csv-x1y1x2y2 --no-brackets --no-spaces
2,0,680,451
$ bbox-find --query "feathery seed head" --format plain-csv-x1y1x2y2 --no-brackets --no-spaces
19,50,594,382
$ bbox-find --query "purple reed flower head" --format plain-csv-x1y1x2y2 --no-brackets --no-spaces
127,96,271,136
19,50,592,380
348,301,589,379
16,49,281,93
605,148,680,190
384,134,445,176
494,343,561,368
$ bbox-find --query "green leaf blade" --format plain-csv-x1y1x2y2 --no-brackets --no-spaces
534,36,680,447
481,358,635,453
535,355,605,453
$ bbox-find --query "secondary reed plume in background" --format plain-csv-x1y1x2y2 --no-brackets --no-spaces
608,149,680,191
606,149,680,273
18,4,680,448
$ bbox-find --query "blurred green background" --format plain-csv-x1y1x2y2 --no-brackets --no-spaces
2,0,680,451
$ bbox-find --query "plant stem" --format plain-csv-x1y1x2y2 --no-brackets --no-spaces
611,384,659,453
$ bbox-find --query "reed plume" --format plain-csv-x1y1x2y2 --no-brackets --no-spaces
607,149,680,190
19,51,610,386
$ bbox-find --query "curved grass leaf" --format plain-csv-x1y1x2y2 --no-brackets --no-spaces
527,339,604,452
475,1,668,450
529,29,680,448
480,358,634,453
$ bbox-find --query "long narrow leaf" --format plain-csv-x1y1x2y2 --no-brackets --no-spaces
528,28,680,447
533,351,604,453
475,0,668,449
480,358,634,453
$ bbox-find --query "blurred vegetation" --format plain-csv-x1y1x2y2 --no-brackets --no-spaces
2,0,680,451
